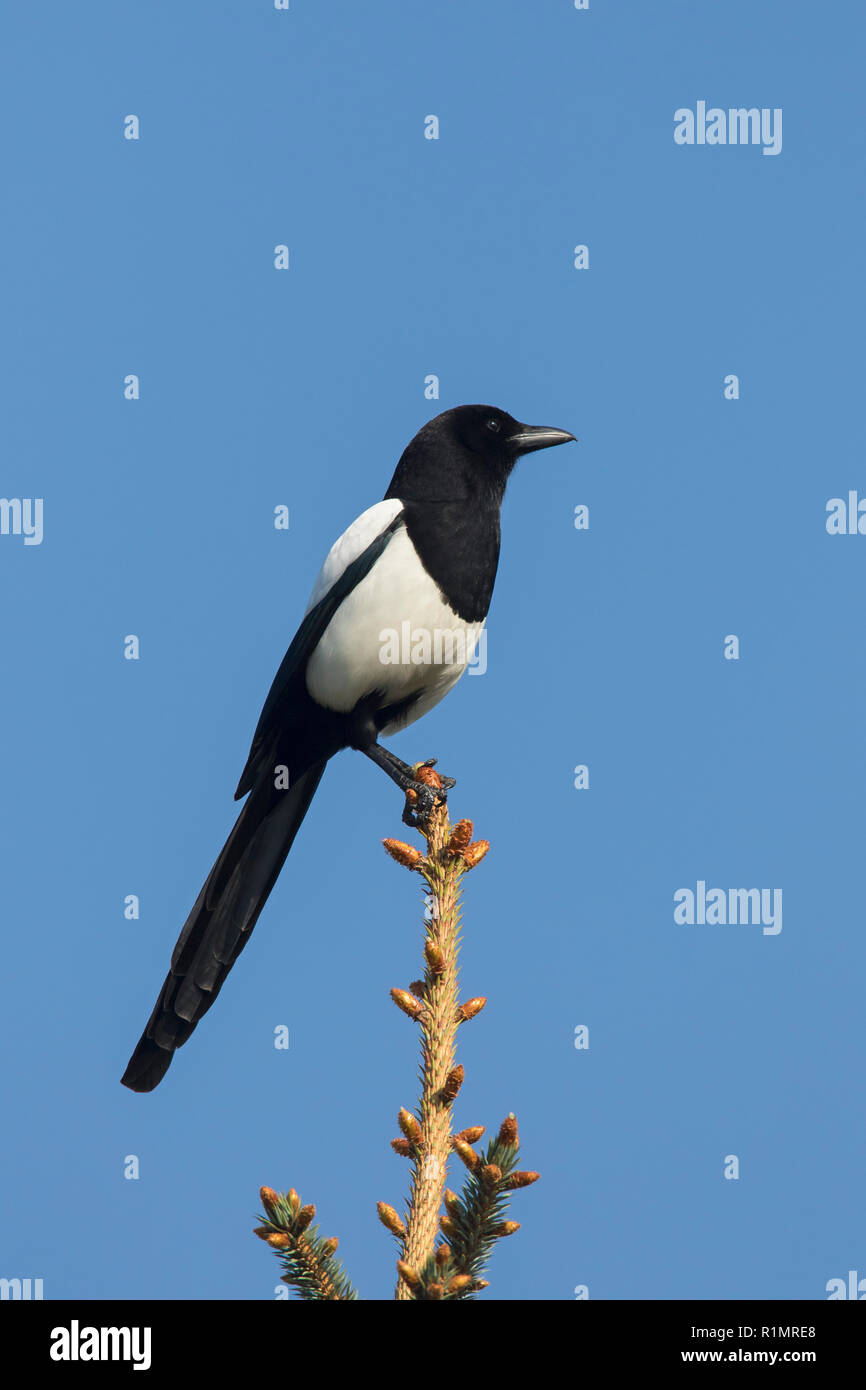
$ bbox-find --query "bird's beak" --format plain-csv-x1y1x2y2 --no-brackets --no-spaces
508,423,577,454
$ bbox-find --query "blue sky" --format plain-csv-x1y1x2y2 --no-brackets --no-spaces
2,0,864,1300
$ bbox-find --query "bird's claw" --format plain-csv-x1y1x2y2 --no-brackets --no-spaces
402,780,446,827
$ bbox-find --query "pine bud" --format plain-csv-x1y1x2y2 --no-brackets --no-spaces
382,838,425,870
497,1113,519,1148
266,1232,291,1249
252,1225,273,1241
458,996,487,1022
390,987,424,1020
435,1244,450,1268
447,1274,473,1293
503,1170,540,1190
445,819,473,856
413,761,442,789
377,1202,407,1238
462,840,490,869
397,1260,422,1290
296,1204,315,1234
440,1065,464,1102
427,1281,444,1299
287,1188,301,1215
493,1221,521,1237
480,1163,502,1187
424,941,445,974
391,1137,413,1157
439,1215,457,1239
320,1237,339,1257
259,1186,280,1212
398,1108,423,1143
456,1125,484,1144
453,1137,479,1170
443,1189,461,1216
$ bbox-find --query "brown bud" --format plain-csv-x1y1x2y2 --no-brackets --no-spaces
435,1244,450,1268
287,1188,301,1215
296,1204,315,1234
447,1274,474,1294
458,996,487,1022
390,987,424,1020
413,762,443,789
439,1215,457,1239
471,1279,490,1291
503,1170,540,1190
443,1189,461,1216
320,1237,339,1257
408,979,427,997
252,1225,273,1241
266,1232,291,1249
382,838,425,870
424,941,445,974
397,1260,422,1290
440,1065,465,1103
493,1221,521,1238
377,1202,407,1238
462,840,490,869
445,819,473,856
427,1281,444,1299
497,1114,519,1148
259,1186,280,1212
390,1137,413,1157
456,1125,485,1144
480,1163,502,1187
452,1137,479,1170
398,1108,423,1143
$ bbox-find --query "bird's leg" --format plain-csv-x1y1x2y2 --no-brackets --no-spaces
360,744,455,826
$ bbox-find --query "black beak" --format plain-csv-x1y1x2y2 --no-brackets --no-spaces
507,423,577,455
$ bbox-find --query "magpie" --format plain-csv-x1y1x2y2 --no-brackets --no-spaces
121,404,575,1092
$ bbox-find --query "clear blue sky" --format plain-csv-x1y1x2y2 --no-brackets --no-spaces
2,1,863,1301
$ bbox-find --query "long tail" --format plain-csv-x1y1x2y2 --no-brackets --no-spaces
121,760,327,1092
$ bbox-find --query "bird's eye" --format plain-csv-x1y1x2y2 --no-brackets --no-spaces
486,418,501,433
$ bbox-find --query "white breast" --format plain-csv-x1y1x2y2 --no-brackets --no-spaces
305,523,483,735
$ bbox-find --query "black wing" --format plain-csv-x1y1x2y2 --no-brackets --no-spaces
234,511,403,798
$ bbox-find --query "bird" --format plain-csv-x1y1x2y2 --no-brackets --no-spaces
121,404,576,1091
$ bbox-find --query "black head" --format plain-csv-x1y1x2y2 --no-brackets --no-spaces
385,404,576,504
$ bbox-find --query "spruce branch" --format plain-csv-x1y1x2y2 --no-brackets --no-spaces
379,764,539,1300
387,765,465,1300
254,758,539,1300
438,1115,539,1297
253,1186,358,1301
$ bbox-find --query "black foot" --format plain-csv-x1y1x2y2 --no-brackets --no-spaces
402,781,441,827
400,761,457,828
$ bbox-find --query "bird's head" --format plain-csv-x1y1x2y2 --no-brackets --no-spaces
449,404,576,463
386,404,576,503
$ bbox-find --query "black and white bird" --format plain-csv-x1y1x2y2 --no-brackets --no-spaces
121,404,575,1091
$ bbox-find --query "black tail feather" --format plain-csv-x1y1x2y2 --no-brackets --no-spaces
121,760,327,1093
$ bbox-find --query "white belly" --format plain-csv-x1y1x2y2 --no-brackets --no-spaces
305,525,483,734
